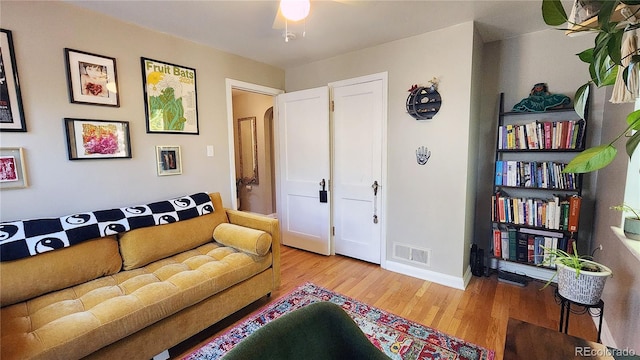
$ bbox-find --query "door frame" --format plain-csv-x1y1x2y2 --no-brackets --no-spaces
225,74,387,268
225,79,284,211
329,72,388,268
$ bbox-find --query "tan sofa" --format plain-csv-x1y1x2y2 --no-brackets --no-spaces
0,193,280,360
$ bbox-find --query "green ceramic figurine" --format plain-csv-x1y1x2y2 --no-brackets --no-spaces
512,83,571,112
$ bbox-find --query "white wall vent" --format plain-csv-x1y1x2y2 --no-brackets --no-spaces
393,242,431,266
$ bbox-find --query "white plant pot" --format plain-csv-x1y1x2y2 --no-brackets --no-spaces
623,217,640,241
556,260,612,305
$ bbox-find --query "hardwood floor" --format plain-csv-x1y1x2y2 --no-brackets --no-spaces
170,244,598,359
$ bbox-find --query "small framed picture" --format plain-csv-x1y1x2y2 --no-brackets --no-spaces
65,48,119,107
0,29,27,132
64,118,131,160
0,147,28,189
141,57,199,134
156,145,182,176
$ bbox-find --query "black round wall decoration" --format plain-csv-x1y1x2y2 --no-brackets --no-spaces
406,84,441,120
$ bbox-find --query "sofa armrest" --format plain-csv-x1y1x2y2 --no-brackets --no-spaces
224,209,281,287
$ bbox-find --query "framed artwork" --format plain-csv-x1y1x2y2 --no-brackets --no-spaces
141,57,199,134
64,118,132,160
0,29,26,132
156,145,182,176
65,48,119,107
0,147,28,189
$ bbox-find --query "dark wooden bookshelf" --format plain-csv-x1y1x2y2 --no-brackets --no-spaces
491,92,589,277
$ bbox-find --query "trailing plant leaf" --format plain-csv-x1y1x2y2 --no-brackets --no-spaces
542,0,568,26
564,144,618,173
574,83,590,119
611,203,640,219
627,109,640,130
598,0,619,30
540,0,639,174
538,242,608,290
626,131,640,158
578,48,594,63
597,57,619,86
625,110,640,158
607,29,624,66
593,37,618,85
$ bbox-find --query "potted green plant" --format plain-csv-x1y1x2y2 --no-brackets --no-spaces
541,242,612,305
611,203,640,239
542,0,640,173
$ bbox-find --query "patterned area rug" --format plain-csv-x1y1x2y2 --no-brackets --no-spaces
183,282,495,360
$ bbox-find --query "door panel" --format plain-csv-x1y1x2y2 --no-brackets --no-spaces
333,80,383,264
277,87,331,255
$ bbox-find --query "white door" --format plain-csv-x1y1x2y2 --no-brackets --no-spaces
276,87,331,255
332,78,384,264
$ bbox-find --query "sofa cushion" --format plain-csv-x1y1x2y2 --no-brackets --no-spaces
119,193,228,270
0,236,122,307
0,242,273,360
213,223,272,256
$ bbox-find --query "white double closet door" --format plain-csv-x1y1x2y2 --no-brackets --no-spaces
276,73,386,264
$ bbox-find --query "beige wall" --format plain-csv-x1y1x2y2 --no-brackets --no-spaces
232,91,275,215
0,1,284,221
286,22,478,280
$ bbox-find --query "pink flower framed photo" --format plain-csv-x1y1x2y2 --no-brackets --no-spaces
0,147,28,189
64,118,131,160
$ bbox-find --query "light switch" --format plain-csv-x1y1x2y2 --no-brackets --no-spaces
206,145,214,157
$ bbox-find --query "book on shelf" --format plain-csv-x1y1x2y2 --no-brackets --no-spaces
516,232,528,262
493,160,578,190
501,226,510,260
492,224,502,258
508,227,517,261
497,119,585,150
534,236,544,264
491,225,571,267
559,198,570,230
492,191,581,231
568,194,581,232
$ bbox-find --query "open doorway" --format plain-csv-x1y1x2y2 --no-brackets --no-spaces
226,79,283,215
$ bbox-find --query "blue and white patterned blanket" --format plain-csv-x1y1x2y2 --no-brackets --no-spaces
0,192,214,262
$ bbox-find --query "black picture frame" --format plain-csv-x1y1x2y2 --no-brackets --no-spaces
141,57,199,134
64,118,132,160
65,48,119,107
0,29,26,132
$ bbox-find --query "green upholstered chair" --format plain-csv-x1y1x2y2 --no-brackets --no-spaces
222,301,390,360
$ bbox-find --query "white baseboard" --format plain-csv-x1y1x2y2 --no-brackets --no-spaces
384,260,469,290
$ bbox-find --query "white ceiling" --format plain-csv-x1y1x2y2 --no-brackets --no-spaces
66,0,562,69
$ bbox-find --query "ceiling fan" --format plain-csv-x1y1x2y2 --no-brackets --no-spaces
272,0,352,42
272,0,310,42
